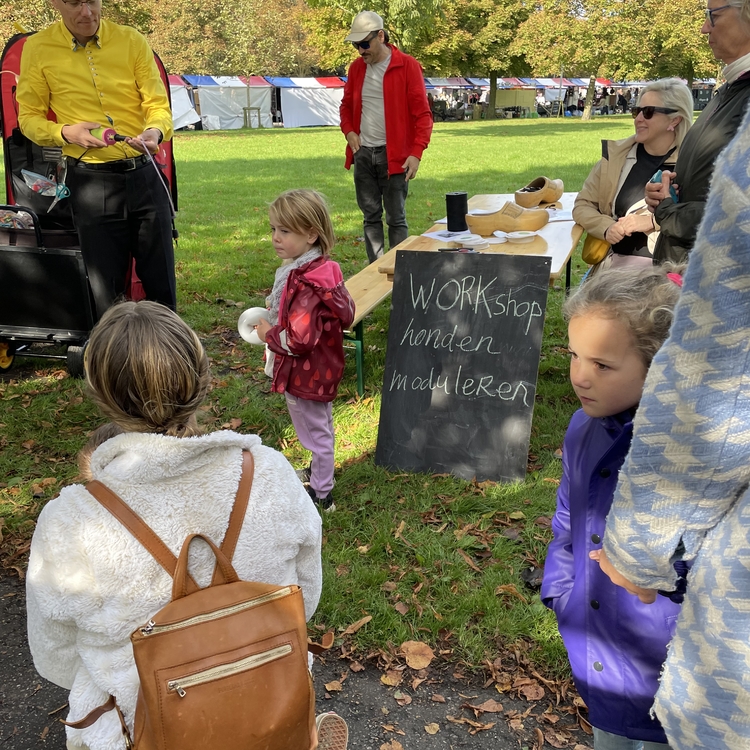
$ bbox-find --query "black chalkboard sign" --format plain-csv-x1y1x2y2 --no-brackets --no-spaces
375,251,550,482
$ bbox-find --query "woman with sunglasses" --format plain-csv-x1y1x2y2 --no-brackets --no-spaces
647,0,750,265
573,78,693,272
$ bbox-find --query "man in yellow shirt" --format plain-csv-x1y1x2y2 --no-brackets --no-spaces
17,0,176,319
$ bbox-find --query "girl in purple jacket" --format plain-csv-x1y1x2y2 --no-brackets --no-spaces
255,190,355,513
541,265,684,749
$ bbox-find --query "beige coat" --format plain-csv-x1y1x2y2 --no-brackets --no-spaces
573,135,678,243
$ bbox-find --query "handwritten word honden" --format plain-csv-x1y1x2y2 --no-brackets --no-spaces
409,274,543,335
400,318,503,354
389,365,532,405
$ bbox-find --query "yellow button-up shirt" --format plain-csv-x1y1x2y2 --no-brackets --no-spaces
18,19,173,163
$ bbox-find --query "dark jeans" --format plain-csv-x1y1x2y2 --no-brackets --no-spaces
67,160,176,320
353,145,409,264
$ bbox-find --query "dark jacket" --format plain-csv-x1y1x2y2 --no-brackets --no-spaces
265,257,355,402
541,409,681,743
340,44,433,176
654,73,750,264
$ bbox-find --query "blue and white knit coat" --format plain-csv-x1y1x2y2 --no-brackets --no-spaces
602,104,750,748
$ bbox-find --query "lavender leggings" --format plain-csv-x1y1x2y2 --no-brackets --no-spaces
285,393,335,496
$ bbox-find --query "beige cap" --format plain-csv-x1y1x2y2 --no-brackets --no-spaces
345,11,384,42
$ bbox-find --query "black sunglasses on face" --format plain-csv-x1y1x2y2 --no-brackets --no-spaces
632,106,678,120
352,32,378,50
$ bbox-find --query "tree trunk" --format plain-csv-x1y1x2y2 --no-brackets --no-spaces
486,71,497,120
582,76,596,122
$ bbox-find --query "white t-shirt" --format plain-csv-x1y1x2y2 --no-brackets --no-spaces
360,51,391,147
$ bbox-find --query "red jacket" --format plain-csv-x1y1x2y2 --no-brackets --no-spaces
340,44,433,176
265,257,355,402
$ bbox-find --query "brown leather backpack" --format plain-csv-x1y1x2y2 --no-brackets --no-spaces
69,451,317,750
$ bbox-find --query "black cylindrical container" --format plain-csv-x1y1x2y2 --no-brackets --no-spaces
446,192,468,232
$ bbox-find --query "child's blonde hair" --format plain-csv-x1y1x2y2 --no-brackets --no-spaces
269,189,335,256
564,265,684,368
85,301,210,437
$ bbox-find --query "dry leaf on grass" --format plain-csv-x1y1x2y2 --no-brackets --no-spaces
494,584,527,603
394,602,409,615
340,615,372,636
456,548,482,572
381,671,403,687
424,723,440,735
357,545,371,554
400,640,435,670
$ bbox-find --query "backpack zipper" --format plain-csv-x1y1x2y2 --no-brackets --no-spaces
139,586,294,636
167,643,292,697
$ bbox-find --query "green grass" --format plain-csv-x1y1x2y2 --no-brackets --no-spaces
0,115,636,673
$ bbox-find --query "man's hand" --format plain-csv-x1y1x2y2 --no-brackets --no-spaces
126,128,161,155
345,131,361,154
645,171,677,211
255,318,272,343
61,122,107,149
589,548,657,604
402,155,420,181
617,213,655,236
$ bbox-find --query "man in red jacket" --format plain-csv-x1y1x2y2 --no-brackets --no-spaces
340,11,433,264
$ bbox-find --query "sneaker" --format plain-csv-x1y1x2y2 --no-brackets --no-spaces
296,464,312,485
316,712,348,750
307,485,336,513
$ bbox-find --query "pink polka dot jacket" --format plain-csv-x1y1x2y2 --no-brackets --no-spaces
265,256,355,402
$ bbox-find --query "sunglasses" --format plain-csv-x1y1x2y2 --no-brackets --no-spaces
631,106,678,120
351,32,378,50
704,4,731,26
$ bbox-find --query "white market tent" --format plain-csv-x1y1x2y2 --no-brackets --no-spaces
168,75,201,131
182,75,273,130
266,77,345,128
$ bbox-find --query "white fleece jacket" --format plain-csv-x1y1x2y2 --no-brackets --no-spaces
26,430,322,750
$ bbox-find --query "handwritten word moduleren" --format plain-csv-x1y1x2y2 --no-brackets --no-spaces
409,274,544,335
388,365,534,406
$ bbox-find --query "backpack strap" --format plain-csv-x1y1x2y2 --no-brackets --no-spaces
86,479,200,595
211,449,254,585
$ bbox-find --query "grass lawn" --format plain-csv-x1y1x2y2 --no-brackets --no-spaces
0,115,636,675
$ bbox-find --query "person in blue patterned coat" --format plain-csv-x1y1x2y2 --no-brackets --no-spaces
593,103,750,749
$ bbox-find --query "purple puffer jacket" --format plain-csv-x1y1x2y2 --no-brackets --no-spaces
541,408,680,743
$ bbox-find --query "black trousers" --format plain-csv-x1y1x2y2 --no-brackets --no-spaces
67,160,176,320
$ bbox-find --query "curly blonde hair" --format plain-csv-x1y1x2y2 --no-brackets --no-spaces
269,189,335,256
85,301,210,437
565,265,684,368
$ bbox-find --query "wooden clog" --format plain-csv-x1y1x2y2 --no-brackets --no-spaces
515,177,564,208
465,202,549,236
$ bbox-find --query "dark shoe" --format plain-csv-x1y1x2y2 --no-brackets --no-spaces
307,485,336,513
296,464,312,485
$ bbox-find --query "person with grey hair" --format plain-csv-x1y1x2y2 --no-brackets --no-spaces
573,78,693,271
646,0,750,263
339,10,433,264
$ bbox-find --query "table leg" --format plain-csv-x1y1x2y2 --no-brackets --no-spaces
344,321,365,396
565,258,571,292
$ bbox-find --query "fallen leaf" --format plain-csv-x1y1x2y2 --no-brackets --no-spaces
508,718,524,731
380,741,403,750
357,545,371,554
393,690,412,706
340,615,372,636
412,677,426,691
394,602,409,615
424,723,440,735
464,699,503,713
535,727,545,749
324,680,343,692
431,693,446,703
381,670,403,687
545,729,572,748
228,417,242,429
22,439,35,450
494,584,527,603
400,640,435,670
519,682,544,701
456,548,482,572
40,726,49,740
508,510,526,520
349,661,365,672
382,581,398,592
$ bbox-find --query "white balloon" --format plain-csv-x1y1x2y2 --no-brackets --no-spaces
238,307,270,345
